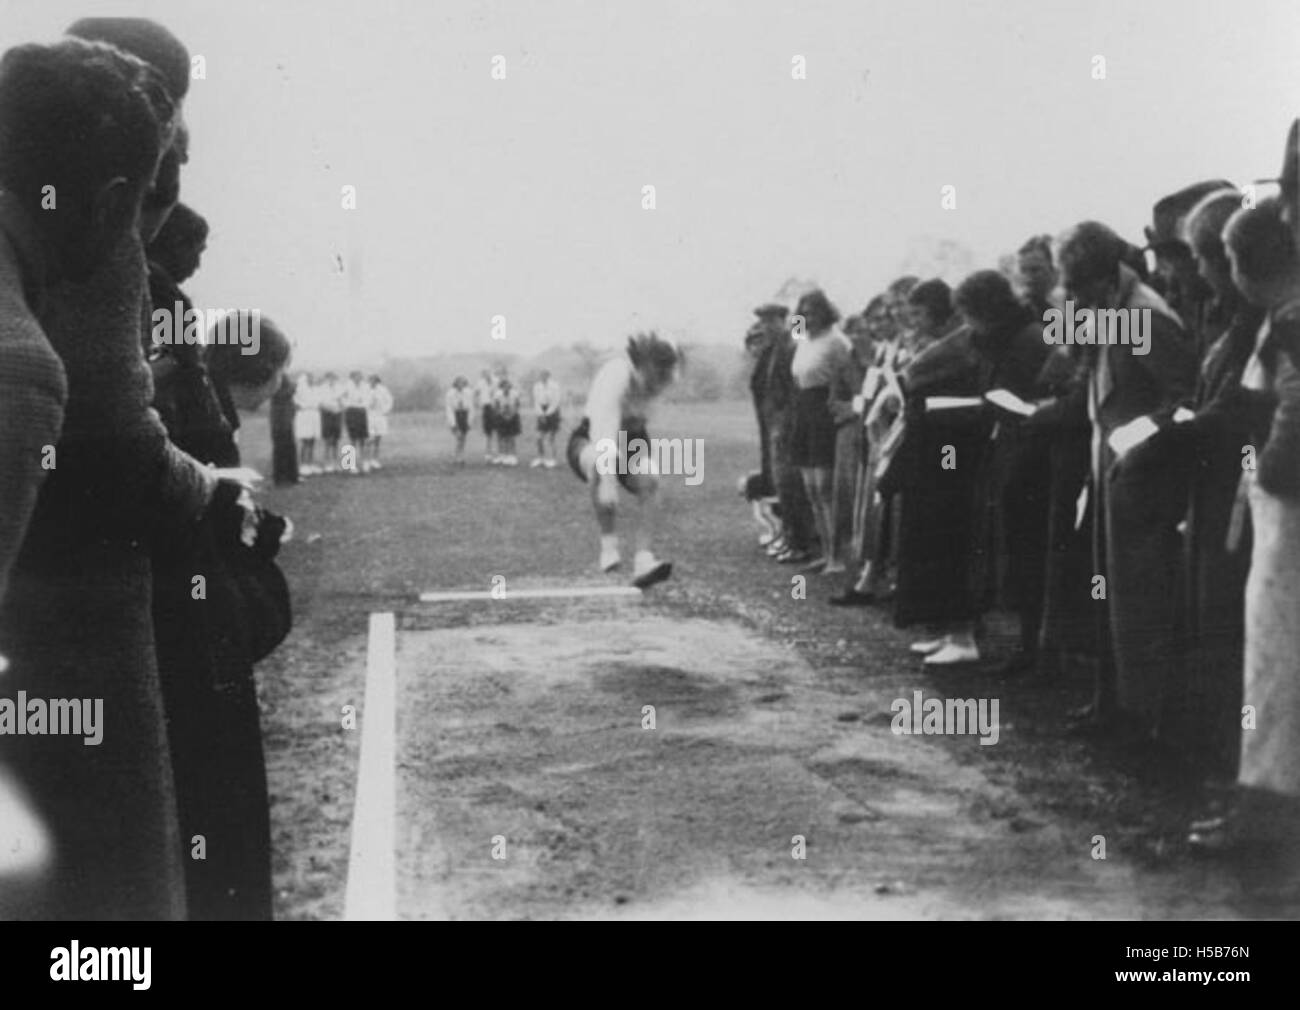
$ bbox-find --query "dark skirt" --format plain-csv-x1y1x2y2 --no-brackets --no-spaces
343,406,369,442
320,409,342,441
789,386,836,469
892,411,988,627
496,410,522,438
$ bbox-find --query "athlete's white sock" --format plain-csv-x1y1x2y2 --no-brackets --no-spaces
600,535,621,572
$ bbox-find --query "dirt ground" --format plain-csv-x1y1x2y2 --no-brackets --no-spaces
241,400,1299,920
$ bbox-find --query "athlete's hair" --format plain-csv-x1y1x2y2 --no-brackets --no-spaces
627,330,681,379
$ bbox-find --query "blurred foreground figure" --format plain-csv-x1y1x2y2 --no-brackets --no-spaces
0,35,201,920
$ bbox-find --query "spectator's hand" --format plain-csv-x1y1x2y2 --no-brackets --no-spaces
210,465,263,491
235,488,259,548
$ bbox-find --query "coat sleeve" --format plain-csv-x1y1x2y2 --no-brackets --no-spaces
0,321,66,607
1259,317,1300,499
1142,313,1198,412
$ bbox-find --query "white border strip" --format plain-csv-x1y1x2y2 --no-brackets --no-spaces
345,611,397,921
418,586,643,603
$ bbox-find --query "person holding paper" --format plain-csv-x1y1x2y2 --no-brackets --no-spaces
1057,221,1197,741
955,270,1055,675
1122,188,1267,774
877,279,988,664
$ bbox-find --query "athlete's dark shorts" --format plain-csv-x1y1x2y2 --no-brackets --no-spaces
344,406,369,442
482,404,498,435
320,409,342,441
537,411,562,434
453,409,470,434
566,416,651,492
496,410,522,438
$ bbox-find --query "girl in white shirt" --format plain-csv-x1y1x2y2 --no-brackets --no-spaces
293,372,321,474
364,375,393,471
445,376,473,465
567,332,679,587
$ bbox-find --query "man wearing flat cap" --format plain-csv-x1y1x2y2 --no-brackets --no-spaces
745,302,815,561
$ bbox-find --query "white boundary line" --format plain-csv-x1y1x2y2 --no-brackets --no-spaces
345,611,397,921
418,586,643,603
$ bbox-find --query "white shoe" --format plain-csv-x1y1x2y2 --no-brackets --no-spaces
632,550,673,588
372,461,382,470
600,544,622,572
504,455,519,466
923,641,981,666
544,458,557,469
909,636,948,655
530,458,544,468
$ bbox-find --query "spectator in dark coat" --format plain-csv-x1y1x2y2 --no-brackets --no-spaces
270,373,300,485
0,37,204,921
1058,221,1198,741
876,280,989,663
954,270,1056,673
745,303,788,500
149,214,294,919
148,204,235,467
763,322,818,562
1126,189,1266,773
158,312,293,920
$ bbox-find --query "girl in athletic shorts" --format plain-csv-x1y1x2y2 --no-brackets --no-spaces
493,378,522,465
446,376,473,465
567,332,680,588
474,369,498,463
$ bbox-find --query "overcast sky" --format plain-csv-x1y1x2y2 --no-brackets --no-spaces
3,0,1298,367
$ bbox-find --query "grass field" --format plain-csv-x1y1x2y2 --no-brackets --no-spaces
237,400,1296,919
